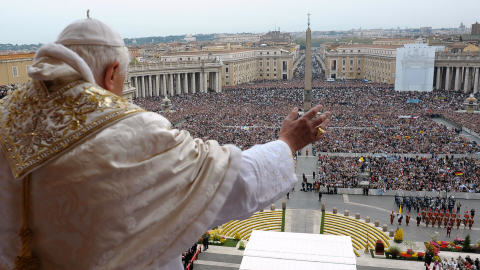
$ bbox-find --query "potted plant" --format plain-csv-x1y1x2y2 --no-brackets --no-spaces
394,228,404,243
387,246,400,259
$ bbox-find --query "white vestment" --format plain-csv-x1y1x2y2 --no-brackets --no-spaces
0,45,297,270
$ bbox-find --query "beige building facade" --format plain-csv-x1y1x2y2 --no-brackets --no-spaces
159,48,294,87
0,53,34,86
324,45,399,84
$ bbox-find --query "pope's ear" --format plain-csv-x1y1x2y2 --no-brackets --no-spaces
103,61,120,91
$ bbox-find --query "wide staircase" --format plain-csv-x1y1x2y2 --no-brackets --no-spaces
323,212,391,256
219,210,282,240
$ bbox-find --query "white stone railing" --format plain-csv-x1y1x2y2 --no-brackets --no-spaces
435,52,480,61
128,60,222,72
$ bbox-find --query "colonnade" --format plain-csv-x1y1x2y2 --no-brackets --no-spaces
130,71,221,98
434,66,480,94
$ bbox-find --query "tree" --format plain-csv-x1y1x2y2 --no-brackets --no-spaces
463,234,472,252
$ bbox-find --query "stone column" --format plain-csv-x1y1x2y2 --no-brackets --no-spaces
474,68,479,94
131,77,137,97
217,71,222,92
198,72,205,93
445,67,451,90
464,67,471,93
191,73,196,93
148,75,153,97
436,67,442,90
161,74,167,96
455,67,461,91
175,73,181,95
168,74,173,96
155,75,160,96
138,77,145,97
183,73,188,94
203,72,208,92
214,72,220,93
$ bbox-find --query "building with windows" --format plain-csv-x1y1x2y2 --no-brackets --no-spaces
159,47,294,87
324,44,399,84
472,22,480,35
0,53,34,86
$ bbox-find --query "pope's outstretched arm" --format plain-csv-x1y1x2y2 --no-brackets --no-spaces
211,106,330,226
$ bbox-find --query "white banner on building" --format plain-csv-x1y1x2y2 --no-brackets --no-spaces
394,44,444,92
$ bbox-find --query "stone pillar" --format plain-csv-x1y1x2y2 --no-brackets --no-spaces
161,74,167,96
138,77,145,98
131,77,137,97
183,73,188,94
199,72,204,93
455,67,461,91
203,72,208,92
148,75,153,97
217,71,222,92
155,75,160,96
464,67,471,93
215,72,221,93
191,73,196,94
445,67,451,90
168,74,174,96
474,68,479,94
436,67,442,90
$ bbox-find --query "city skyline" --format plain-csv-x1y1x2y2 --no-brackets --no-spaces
1,0,480,44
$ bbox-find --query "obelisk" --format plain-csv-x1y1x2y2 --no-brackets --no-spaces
304,13,312,112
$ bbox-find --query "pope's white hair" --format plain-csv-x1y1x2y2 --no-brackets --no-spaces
65,44,129,85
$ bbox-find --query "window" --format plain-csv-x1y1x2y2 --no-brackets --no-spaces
259,61,262,66
350,59,353,65
12,66,18,77
342,59,346,65
226,67,229,73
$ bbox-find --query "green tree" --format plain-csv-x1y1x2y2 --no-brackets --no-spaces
463,234,472,252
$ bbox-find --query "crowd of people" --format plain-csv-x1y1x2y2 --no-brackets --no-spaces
131,79,480,193
134,79,480,153
317,155,480,192
430,255,480,270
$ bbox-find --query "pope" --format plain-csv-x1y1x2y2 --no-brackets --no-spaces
0,17,330,270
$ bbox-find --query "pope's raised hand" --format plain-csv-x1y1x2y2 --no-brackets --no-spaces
279,105,331,154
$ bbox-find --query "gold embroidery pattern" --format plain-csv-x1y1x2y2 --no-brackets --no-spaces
0,80,144,179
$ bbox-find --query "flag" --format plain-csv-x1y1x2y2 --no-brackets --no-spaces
455,172,464,176
399,205,402,215
359,157,364,163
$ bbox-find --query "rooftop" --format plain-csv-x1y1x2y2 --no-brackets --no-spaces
0,53,35,61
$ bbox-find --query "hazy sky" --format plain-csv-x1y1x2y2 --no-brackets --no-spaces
2,0,479,44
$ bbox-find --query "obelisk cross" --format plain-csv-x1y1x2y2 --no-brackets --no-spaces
304,13,313,112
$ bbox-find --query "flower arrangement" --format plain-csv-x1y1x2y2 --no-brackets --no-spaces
454,237,464,245
385,246,424,261
234,233,241,241
394,228,403,243
238,240,246,250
